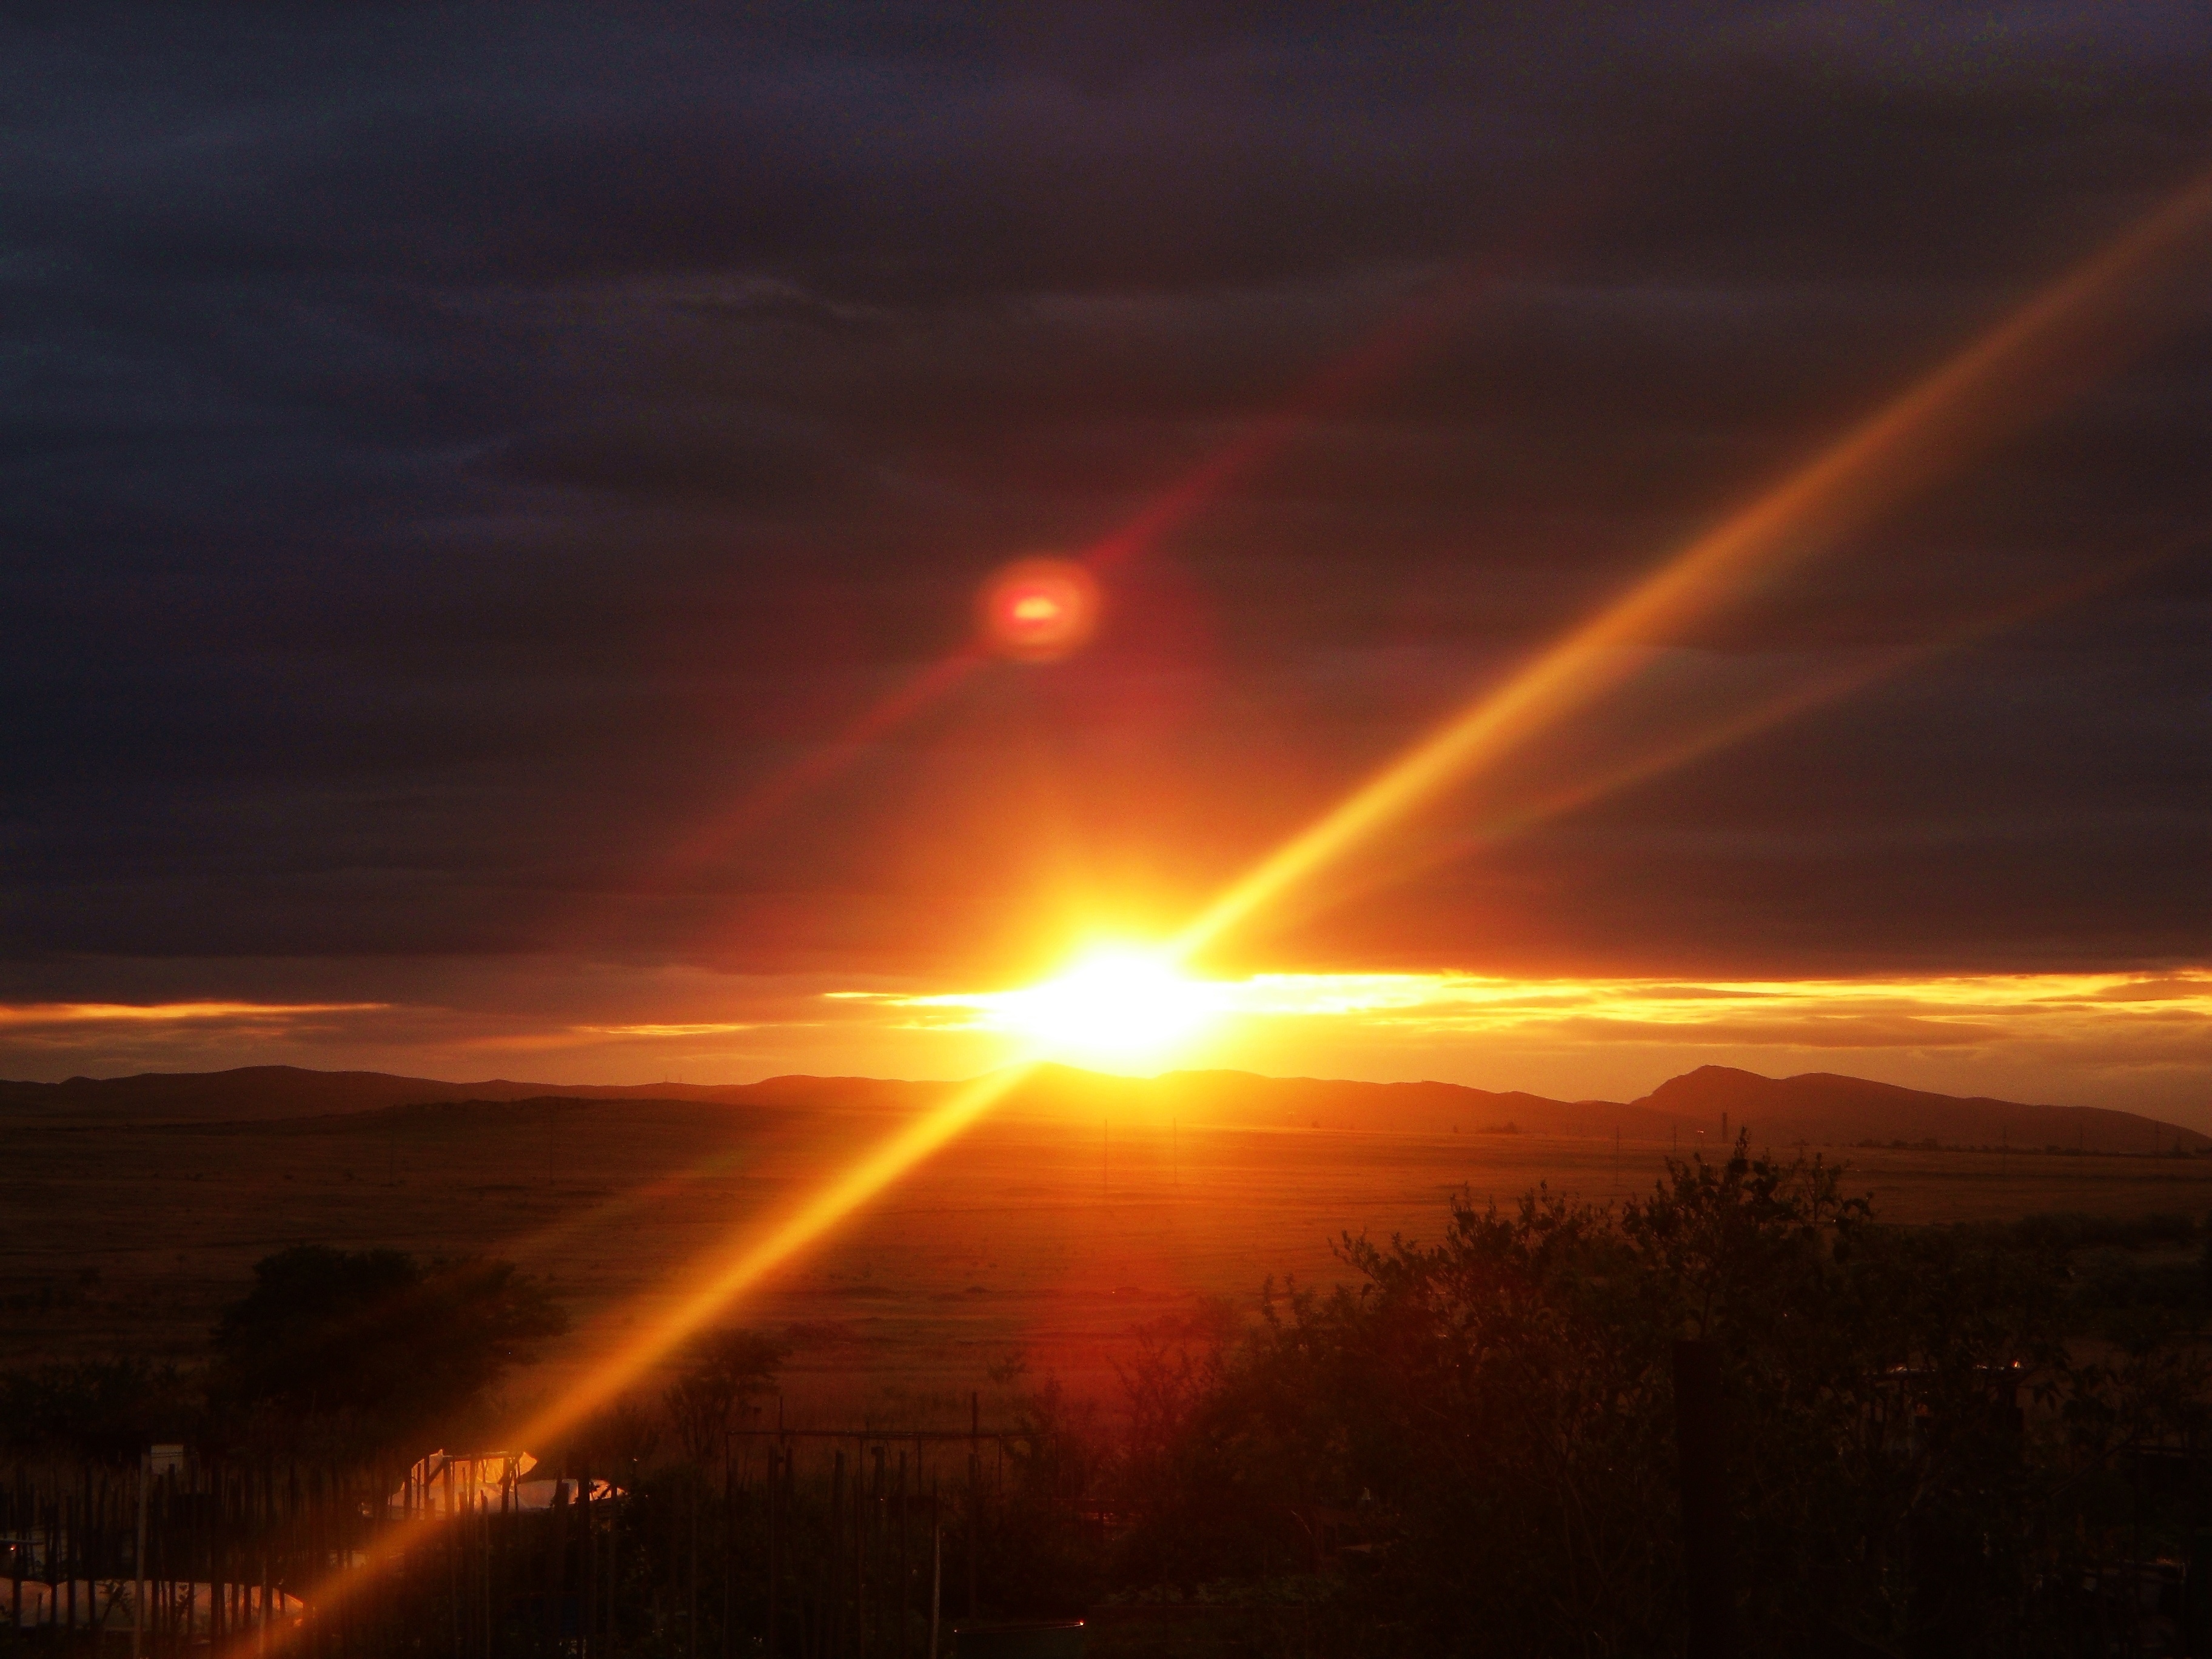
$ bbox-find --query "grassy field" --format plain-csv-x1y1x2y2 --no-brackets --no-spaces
12,1094,2212,1429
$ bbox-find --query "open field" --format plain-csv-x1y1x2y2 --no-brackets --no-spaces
13,1094,2212,1426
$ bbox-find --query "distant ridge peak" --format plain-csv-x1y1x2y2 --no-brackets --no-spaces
1634,1065,2210,1154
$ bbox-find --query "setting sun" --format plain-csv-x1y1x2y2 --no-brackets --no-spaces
988,947,1222,1064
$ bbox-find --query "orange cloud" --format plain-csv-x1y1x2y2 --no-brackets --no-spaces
0,1000,385,1026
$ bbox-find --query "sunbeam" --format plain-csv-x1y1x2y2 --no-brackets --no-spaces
1170,164,2212,966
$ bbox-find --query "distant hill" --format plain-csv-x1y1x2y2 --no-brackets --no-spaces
995,1066,2211,1153
994,1065,1680,1139
1634,1065,2211,1155
4,1060,2204,1155
0,1064,943,1122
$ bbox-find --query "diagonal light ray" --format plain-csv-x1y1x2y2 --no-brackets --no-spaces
1171,164,2212,964
1293,529,2211,930
502,1061,1036,1450
233,1061,1040,1655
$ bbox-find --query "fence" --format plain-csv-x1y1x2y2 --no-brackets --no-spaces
0,1424,1044,1659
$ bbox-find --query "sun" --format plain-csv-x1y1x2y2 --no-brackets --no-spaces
991,946,1222,1065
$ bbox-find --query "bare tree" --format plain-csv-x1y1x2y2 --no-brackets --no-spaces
663,1328,785,1469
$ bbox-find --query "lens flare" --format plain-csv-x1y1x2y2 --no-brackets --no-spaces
972,947,1223,1064
979,557,1101,662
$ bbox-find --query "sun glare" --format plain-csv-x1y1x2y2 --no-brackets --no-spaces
990,947,1221,1064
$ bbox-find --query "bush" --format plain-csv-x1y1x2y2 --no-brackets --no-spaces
1108,1142,2210,1657
0,1358,198,1461
212,1244,567,1454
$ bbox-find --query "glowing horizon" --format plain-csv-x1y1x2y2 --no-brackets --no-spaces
861,965,2212,1076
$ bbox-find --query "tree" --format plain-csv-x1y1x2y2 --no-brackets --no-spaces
0,1359,196,1461
662,1327,785,1469
1116,1142,2131,1657
213,1244,567,1451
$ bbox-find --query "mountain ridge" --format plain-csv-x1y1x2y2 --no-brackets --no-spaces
4,1061,2204,1153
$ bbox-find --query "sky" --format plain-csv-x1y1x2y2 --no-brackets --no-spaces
4,4,2211,1113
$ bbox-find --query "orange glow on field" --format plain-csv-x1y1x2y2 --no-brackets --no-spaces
504,1061,1036,1453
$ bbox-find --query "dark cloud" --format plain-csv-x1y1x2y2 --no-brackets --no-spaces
2,1,2210,1006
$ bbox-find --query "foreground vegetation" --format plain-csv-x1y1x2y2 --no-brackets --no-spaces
8,1142,2212,1656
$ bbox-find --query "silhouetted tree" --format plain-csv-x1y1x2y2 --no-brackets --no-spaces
212,1244,566,1453
662,1326,785,1467
0,1358,197,1461
1110,1140,2200,1658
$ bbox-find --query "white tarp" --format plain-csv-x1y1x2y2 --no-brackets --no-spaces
388,1450,618,1517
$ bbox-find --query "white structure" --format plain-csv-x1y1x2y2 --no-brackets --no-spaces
388,1451,618,1517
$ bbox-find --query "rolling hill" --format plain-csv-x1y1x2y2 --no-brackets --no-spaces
4,1061,2205,1154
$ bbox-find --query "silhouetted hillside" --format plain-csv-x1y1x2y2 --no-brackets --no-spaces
1634,1065,2212,1154
0,1064,934,1122
997,1066,1675,1139
4,1060,2203,1153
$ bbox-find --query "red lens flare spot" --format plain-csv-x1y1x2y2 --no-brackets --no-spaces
979,557,1101,662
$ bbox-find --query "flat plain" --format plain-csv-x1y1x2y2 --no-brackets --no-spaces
13,1092,2212,1429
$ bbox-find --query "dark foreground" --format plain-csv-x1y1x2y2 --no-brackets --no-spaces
13,1142,2212,1656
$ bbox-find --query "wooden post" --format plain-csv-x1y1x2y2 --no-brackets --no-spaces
1674,1338,1735,1659
135,1449,149,1659
447,1460,460,1659
601,1466,617,1655
259,1464,272,1659
829,1451,845,1659
549,1472,573,1659
853,1454,866,1659
925,1489,940,1659
8,1469,20,1645
766,1449,780,1657
487,1488,499,1659
580,1467,596,1659
211,1468,225,1652
894,1454,908,1659
868,1446,884,1659
966,1396,979,1621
